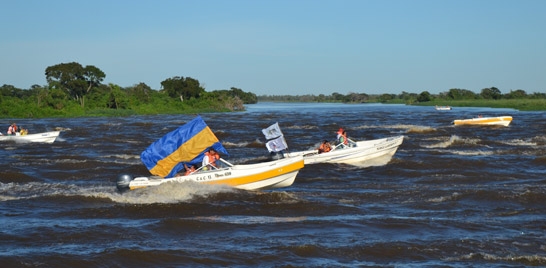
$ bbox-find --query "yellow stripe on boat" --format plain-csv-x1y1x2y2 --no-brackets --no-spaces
203,159,304,187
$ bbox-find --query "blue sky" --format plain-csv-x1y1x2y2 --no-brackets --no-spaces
2,0,545,95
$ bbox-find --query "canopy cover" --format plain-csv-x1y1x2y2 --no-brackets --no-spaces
141,116,228,177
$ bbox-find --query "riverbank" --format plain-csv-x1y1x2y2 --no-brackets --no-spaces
412,99,546,111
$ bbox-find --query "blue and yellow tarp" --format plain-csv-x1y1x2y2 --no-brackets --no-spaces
140,116,228,178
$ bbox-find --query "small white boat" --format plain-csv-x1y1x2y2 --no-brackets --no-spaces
453,116,512,126
117,156,304,191
284,135,404,166
435,105,452,110
0,131,61,144
435,106,452,110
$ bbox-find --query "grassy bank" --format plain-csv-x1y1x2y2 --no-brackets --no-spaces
415,99,546,111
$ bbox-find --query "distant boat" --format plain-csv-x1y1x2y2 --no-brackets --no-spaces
453,116,513,126
0,131,61,144
435,105,452,110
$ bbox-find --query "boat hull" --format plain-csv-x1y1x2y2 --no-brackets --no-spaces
285,135,404,166
0,131,60,144
127,156,304,191
453,116,512,126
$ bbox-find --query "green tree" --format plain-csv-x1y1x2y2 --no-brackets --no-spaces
45,62,105,107
480,87,502,99
161,76,205,101
107,84,129,109
417,91,432,102
331,92,345,101
223,87,258,104
45,88,69,110
129,82,154,104
1,84,24,98
447,88,477,100
378,93,395,102
505,89,527,99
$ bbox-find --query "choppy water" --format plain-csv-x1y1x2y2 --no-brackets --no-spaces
1,103,545,267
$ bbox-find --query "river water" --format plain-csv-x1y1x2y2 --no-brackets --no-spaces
1,103,545,267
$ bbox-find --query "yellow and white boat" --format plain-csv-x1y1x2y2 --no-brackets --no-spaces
453,116,512,126
118,156,304,191
116,116,304,192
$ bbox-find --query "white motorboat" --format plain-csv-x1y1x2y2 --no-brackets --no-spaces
0,131,61,144
435,105,452,110
117,156,304,191
117,116,305,192
453,116,512,126
284,135,404,166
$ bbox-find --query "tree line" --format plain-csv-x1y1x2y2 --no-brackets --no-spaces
258,87,546,104
3,61,545,118
1,62,258,118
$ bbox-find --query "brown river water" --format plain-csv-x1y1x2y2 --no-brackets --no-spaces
1,102,545,267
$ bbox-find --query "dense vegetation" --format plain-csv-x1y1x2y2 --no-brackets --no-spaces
258,87,546,111
2,62,545,118
1,62,258,118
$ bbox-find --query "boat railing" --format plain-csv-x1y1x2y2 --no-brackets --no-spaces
332,138,357,151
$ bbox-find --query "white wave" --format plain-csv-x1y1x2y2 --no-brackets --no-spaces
55,127,71,131
0,182,79,201
428,192,461,203
285,125,318,130
353,124,437,134
223,140,252,147
453,252,546,263
421,135,482,149
450,150,494,156
421,135,459,148
102,181,237,204
54,136,67,142
356,124,427,130
105,154,140,160
500,138,537,146
121,139,141,144
192,215,307,224
0,181,237,204
532,135,546,144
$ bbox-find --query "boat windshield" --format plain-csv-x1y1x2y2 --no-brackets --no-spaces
217,158,233,168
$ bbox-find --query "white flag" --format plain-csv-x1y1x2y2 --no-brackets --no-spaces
265,136,288,152
262,122,283,140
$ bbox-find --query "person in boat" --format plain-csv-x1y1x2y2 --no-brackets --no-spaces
202,148,220,170
7,123,18,135
175,163,196,177
318,140,332,154
19,127,28,135
183,163,196,175
336,128,349,147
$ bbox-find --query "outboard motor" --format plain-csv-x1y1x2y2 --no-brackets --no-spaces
116,174,133,192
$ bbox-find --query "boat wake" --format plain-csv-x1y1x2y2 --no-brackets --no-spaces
0,181,237,204
110,181,238,204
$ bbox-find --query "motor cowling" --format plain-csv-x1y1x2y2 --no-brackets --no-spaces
116,174,133,192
